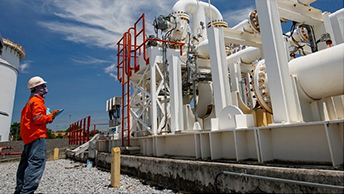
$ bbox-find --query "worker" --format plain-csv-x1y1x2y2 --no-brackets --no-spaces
14,76,60,194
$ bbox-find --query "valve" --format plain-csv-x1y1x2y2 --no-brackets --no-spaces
252,60,272,113
155,15,170,32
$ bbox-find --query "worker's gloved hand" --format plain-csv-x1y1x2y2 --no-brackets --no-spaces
50,109,60,120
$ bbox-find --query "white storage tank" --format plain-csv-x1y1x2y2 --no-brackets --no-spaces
0,38,25,142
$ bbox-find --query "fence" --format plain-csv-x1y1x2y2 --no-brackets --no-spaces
69,116,91,145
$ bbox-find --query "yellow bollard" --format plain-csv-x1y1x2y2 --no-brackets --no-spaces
111,147,121,188
53,148,59,160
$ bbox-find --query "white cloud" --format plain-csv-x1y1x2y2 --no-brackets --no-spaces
39,21,118,49
104,64,116,73
104,64,118,80
19,60,31,73
222,6,255,28
39,0,176,49
71,53,111,65
108,73,118,80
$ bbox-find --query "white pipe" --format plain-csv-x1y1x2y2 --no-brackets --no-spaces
198,42,261,62
197,39,209,58
173,0,223,40
197,82,214,118
232,19,254,33
173,0,223,20
201,1,222,21
288,43,344,100
226,47,261,65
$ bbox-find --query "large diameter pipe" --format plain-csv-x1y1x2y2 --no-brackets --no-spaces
197,39,209,58
197,82,214,118
226,47,261,65
173,0,223,40
232,19,255,33
288,43,344,100
173,0,223,20
199,43,261,63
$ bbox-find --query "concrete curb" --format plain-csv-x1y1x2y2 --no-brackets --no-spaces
66,150,344,193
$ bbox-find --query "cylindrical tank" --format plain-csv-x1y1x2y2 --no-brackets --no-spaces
197,81,214,118
0,38,25,142
253,43,344,113
288,43,344,100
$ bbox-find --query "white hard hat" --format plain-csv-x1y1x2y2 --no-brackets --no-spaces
27,76,47,89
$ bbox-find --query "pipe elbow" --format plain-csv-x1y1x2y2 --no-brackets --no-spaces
196,39,210,58
199,1,223,20
173,0,223,20
173,0,198,14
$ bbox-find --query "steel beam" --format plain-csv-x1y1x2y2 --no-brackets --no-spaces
256,0,301,123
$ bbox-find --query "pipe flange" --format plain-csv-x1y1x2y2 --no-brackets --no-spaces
172,11,190,23
252,60,272,113
297,27,309,42
207,19,228,28
248,9,260,33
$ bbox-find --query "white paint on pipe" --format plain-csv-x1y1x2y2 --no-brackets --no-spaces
173,0,223,40
196,39,209,58
173,0,223,20
288,43,344,100
226,47,261,65
197,82,214,118
232,19,254,33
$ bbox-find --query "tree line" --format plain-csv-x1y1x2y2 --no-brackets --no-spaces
10,122,70,141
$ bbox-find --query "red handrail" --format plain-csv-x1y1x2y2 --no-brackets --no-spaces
68,115,91,145
116,13,185,147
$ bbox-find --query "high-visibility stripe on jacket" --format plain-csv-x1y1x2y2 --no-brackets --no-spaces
20,94,53,144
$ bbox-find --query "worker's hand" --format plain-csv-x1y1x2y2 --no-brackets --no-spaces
51,109,60,120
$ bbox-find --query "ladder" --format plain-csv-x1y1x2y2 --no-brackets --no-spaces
116,14,146,146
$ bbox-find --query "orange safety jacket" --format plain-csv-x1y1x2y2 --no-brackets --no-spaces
20,94,53,144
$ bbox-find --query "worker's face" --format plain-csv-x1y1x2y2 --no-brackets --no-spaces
35,84,48,98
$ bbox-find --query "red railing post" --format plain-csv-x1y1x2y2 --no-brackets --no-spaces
68,116,92,145
82,118,86,144
78,120,82,145
80,119,83,144
71,124,74,145
76,121,79,145
87,116,90,141
68,125,71,145
73,123,76,145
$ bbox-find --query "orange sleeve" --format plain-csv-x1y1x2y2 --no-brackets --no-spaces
32,100,53,125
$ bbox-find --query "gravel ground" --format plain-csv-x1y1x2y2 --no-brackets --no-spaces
0,159,177,194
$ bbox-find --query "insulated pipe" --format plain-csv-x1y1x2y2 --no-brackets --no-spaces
232,19,255,33
197,39,209,58
197,82,214,118
173,0,223,40
253,43,344,112
198,42,261,63
226,47,261,65
173,0,223,21
231,10,260,33
288,43,344,100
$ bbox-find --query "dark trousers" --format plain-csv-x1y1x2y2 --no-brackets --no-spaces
14,138,47,194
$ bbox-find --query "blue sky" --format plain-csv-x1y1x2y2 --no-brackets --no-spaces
0,0,342,131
